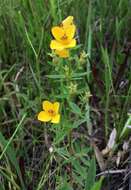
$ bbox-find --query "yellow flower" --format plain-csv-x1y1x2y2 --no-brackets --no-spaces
55,49,69,58
50,16,76,52
38,100,60,124
50,25,76,50
61,16,74,28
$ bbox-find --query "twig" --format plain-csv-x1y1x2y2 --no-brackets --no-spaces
91,140,106,171
96,169,127,177
14,66,24,81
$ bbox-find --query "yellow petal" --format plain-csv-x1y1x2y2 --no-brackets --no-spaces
50,39,76,50
53,102,60,113
43,100,53,111
51,114,60,124
64,39,76,49
65,25,76,40
55,49,69,58
51,26,65,41
37,111,51,122
50,40,65,50
62,16,74,27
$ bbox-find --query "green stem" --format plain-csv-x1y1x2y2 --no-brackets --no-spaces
68,130,73,185
0,113,26,160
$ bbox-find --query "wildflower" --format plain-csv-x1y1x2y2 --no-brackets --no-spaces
50,16,76,58
68,82,77,95
38,100,60,124
79,51,88,64
49,146,54,153
55,49,69,58
61,16,74,28
83,91,92,103
50,25,76,50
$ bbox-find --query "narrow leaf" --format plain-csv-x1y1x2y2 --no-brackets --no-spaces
85,157,96,190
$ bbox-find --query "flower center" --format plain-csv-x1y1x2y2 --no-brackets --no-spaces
59,23,63,27
60,34,69,44
61,34,68,40
48,109,55,117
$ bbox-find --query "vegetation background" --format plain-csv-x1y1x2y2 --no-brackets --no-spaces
0,0,131,189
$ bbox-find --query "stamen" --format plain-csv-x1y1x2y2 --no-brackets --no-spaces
61,34,68,40
48,109,55,116
59,23,63,27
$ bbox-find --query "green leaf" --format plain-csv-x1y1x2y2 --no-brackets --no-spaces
55,147,70,159
0,183,5,190
73,118,86,128
0,132,26,189
91,177,104,190
54,129,68,144
72,72,90,78
46,74,65,79
73,172,83,186
72,159,87,179
69,102,82,116
120,114,131,139
85,157,96,190
0,114,26,189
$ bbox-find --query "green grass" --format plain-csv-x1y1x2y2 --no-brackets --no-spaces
0,0,131,189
